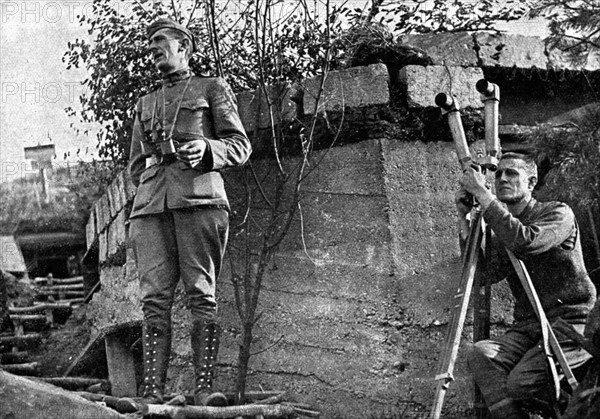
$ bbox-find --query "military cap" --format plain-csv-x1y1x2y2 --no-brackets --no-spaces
147,18,196,52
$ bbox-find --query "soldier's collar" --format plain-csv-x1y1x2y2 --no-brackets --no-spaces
162,68,192,85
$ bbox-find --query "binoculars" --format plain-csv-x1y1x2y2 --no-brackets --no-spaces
142,129,177,157
435,79,500,172
158,136,177,156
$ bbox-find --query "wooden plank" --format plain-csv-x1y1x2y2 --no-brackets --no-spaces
25,376,110,391
144,404,296,418
9,314,50,334
39,284,84,292
0,351,29,364
35,276,84,285
0,333,42,346
50,298,85,306
57,298,84,307
1,362,40,375
11,303,71,313
9,314,47,322
64,320,142,378
37,290,85,297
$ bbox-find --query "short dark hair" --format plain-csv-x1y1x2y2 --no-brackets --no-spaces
500,152,538,178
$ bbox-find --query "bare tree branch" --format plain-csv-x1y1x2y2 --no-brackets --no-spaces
250,334,285,356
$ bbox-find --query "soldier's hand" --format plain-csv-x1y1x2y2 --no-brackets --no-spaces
459,164,488,198
458,164,496,212
176,140,207,164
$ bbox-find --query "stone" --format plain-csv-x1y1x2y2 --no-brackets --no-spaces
398,65,484,109
85,210,97,250
122,170,137,203
237,84,297,133
112,173,126,214
474,32,547,69
99,231,108,264
107,180,120,219
303,63,390,114
107,211,126,263
400,32,478,67
94,194,110,235
301,138,386,196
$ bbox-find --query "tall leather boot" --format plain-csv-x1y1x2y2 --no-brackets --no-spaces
141,324,171,403
191,320,228,406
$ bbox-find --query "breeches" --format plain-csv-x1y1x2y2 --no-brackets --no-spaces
130,208,229,330
467,321,591,407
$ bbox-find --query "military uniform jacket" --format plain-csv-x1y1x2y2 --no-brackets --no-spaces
128,73,251,219
484,198,596,324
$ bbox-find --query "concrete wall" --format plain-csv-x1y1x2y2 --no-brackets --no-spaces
85,32,599,418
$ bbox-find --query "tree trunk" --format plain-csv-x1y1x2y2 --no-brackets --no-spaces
235,321,254,403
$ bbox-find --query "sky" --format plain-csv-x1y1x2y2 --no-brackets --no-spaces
0,0,100,182
0,0,548,183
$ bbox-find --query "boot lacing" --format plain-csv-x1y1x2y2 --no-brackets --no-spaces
196,332,218,393
143,329,161,397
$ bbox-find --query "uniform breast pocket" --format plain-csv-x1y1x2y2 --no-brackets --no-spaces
176,98,210,134
140,109,154,133
139,165,161,184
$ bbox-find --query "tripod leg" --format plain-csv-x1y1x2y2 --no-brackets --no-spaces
430,210,485,419
472,225,492,418
505,249,577,399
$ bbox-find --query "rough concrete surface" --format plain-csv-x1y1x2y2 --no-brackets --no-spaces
237,84,297,133
303,63,390,114
474,32,548,69
87,248,142,334
401,32,479,67
399,65,485,109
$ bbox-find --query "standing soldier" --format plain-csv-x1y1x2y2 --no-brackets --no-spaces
128,18,251,406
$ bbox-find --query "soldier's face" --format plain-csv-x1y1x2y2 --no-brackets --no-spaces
494,158,536,204
148,29,186,74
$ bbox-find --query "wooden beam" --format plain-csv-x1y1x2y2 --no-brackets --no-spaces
144,403,297,418
10,303,71,313
0,333,42,347
1,362,40,375
0,351,29,364
35,276,83,285
105,334,137,397
25,376,110,391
